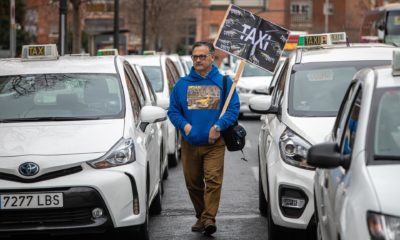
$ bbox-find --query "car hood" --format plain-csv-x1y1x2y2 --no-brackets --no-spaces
237,76,272,89
368,165,400,216
0,120,124,156
285,116,335,144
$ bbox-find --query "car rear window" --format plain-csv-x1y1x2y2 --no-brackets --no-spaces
142,66,163,92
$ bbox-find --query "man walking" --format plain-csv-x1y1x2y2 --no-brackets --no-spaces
168,41,240,236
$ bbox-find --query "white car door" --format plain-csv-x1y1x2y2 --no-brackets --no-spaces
320,84,362,240
125,64,160,199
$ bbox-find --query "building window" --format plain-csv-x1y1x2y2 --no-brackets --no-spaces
290,1,312,24
179,18,197,54
209,24,219,39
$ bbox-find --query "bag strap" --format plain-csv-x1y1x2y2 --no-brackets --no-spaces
223,75,227,102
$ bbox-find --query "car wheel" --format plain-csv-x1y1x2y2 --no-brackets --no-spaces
161,143,168,181
163,165,169,180
266,166,283,239
258,148,268,216
168,131,180,167
150,179,162,215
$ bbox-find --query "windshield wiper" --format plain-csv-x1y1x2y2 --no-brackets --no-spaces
0,117,101,122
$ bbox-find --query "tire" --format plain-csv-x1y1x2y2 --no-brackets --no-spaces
168,131,180,167
163,165,169,180
150,179,162,215
161,143,168,180
258,148,268,216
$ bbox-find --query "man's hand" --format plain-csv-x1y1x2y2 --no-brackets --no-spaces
208,125,221,144
184,124,192,136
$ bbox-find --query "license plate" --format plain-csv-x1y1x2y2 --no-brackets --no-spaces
281,197,305,209
0,193,63,209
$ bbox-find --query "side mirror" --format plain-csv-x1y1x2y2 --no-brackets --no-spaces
377,24,385,31
249,95,279,114
307,143,350,169
157,97,169,110
139,106,167,132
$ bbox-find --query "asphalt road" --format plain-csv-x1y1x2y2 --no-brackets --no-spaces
148,117,315,240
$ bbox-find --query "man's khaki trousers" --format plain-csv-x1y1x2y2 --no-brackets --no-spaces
181,137,225,224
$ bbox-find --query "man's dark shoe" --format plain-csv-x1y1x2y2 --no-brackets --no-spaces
204,223,217,236
191,219,205,232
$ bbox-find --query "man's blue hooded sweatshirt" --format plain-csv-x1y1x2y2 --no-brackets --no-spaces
168,65,240,146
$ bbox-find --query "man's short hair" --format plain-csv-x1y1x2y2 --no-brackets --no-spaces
192,41,215,54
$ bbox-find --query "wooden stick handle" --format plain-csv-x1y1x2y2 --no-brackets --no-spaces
219,61,245,118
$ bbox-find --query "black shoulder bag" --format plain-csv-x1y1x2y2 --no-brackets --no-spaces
221,75,247,153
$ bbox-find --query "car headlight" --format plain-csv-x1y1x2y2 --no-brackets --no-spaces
279,128,314,170
237,86,251,94
368,211,400,240
87,138,135,169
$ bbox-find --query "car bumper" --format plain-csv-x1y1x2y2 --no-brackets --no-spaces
269,157,315,229
0,163,146,234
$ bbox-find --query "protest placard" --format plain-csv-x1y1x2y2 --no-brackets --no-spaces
215,4,289,117
214,4,289,73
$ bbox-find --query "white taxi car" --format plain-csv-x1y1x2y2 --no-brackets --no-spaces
249,33,394,239
235,60,273,118
124,55,182,166
308,51,400,240
0,45,166,239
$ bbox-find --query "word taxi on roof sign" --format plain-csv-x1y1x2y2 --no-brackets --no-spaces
298,32,347,47
21,44,59,61
214,4,289,73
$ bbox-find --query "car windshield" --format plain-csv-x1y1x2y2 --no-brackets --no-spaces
242,63,273,77
289,60,391,117
374,88,400,158
142,66,163,92
0,73,124,121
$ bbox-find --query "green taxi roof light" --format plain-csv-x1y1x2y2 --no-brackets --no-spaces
97,49,118,56
21,44,59,61
298,36,305,46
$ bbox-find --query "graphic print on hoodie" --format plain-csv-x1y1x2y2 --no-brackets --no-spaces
187,86,220,110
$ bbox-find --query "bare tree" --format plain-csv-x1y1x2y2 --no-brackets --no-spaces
122,0,200,53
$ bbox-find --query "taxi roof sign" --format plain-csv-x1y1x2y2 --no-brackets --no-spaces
392,50,400,76
21,44,59,61
296,32,347,48
97,49,118,56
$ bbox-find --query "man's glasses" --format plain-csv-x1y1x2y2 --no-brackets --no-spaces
191,54,211,61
